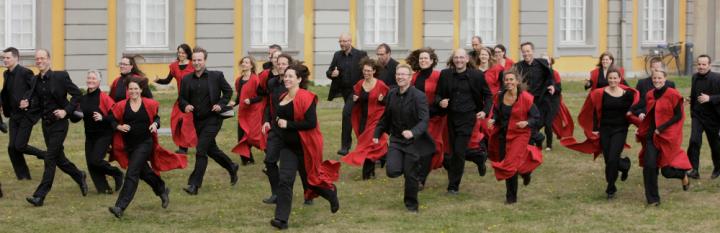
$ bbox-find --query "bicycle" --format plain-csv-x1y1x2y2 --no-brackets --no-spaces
643,41,683,77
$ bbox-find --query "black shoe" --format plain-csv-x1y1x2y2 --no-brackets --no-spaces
304,199,314,205
26,196,44,206
447,189,459,195
505,197,517,205
0,121,7,133
687,169,700,179
0,183,3,198
607,193,616,200
160,187,170,208
329,185,340,213
175,148,188,154
406,206,419,213
418,181,425,191
521,173,532,186
477,163,487,177
183,185,198,195
113,172,124,192
79,171,89,196
682,175,690,191
241,156,255,166
712,168,720,179
270,219,288,230
230,163,239,186
263,194,277,204
647,201,660,207
620,157,631,181
108,206,123,218
337,148,349,156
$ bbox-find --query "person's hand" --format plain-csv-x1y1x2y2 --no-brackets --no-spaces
228,101,236,107
439,99,449,108
516,121,529,128
638,113,646,121
19,99,29,109
547,85,555,95
277,119,288,129
698,93,710,104
262,122,271,134
212,104,221,112
53,109,67,119
487,119,495,130
244,99,251,105
476,111,486,119
185,105,194,112
402,130,414,139
372,138,379,144
331,67,340,78
153,75,160,83
149,122,158,133
117,124,131,133
353,95,359,102
378,94,384,102
92,112,103,121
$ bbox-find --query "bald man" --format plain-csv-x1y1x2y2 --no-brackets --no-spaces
326,33,368,155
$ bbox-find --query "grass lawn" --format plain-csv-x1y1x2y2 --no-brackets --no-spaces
2,76,720,232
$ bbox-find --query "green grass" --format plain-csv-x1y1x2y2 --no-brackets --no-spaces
2,77,720,232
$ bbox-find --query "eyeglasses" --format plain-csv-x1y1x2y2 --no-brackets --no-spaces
118,62,131,66
396,73,411,77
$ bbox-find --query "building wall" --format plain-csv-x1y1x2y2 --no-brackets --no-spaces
65,0,108,84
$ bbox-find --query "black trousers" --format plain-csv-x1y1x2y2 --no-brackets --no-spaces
85,131,123,193
32,119,84,198
237,124,254,163
643,135,687,204
340,92,354,150
7,117,46,179
115,138,166,210
188,117,235,187
445,111,476,191
599,127,630,195
275,147,334,222
418,152,433,185
386,146,421,209
687,117,720,171
264,129,282,196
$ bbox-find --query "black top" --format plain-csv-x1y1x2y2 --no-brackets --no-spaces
491,91,542,133
596,90,634,130
264,73,287,123
113,74,153,101
33,70,82,122
190,74,211,120
379,58,399,87
123,103,151,146
586,68,629,90
36,73,55,119
633,77,676,115
437,68,492,115
374,86,429,144
80,89,112,134
275,99,318,150
326,48,369,100
689,71,720,122
1,65,36,118
648,85,683,132
262,61,273,70
235,78,263,106
514,59,555,100
178,69,233,120
358,89,370,133
497,103,514,132
413,69,442,117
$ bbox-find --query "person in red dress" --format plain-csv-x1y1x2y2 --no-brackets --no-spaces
155,44,196,154
231,56,266,165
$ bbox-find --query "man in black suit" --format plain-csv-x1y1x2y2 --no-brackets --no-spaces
376,43,398,87
326,33,368,155
179,47,239,195
1,47,46,180
633,57,676,115
26,49,88,206
686,55,720,179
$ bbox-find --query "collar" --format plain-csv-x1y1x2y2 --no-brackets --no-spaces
39,69,52,80
194,69,208,79
342,48,355,56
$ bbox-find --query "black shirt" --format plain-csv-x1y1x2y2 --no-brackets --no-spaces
648,85,682,132
189,73,212,120
375,86,429,144
448,70,477,113
123,103,151,146
264,73,287,123
275,99,318,150
358,89,370,133
379,58,398,87
690,71,720,121
80,89,112,134
515,59,554,99
36,72,56,120
113,74,154,101
596,90,634,130
235,78,262,106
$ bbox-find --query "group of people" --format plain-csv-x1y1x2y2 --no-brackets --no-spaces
1,31,719,229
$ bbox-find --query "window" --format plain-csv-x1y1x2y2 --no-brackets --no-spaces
126,0,168,49
363,0,398,45
250,0,288,48
467,0,496,45
643,0,666,43
559,0,585,44
0,0,35,50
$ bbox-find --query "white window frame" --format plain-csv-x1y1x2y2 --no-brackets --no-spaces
466,0,497,45
559,0,586,45
643,0,667,43
125,0,169,50
1,0,36,50
363,0,399,46
249,0,289,48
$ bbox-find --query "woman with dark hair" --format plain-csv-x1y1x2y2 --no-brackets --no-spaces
493,44,515,71
341,58,389,180
107,78,187,218
636,70,690,206
110,55,153,101
486,69,542,204
270,63,340,230
155,44,196,154
586,52,627,90
231,56,266,165
78,70,124,194
406,47,446,188
568,68,639,200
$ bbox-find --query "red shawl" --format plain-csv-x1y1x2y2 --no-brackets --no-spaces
97,91,115,116
636,88,691,169
486,91,543,180
110,98,188,173
485,64,504,95
232,74,268,158
288,89,341,200
412,70,447,169
500,58,515,71
342,79,389,165
168,61,198,148
258,69,271,91
565,86,640,158
550,70,576,145
589,67,626,90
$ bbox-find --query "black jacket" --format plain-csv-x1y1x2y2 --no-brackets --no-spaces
178,70,233,114
35,70,82,120
2,65,37,119
326,48,368,101
374,86,435,157
379,58,399,87
436,68,493,115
